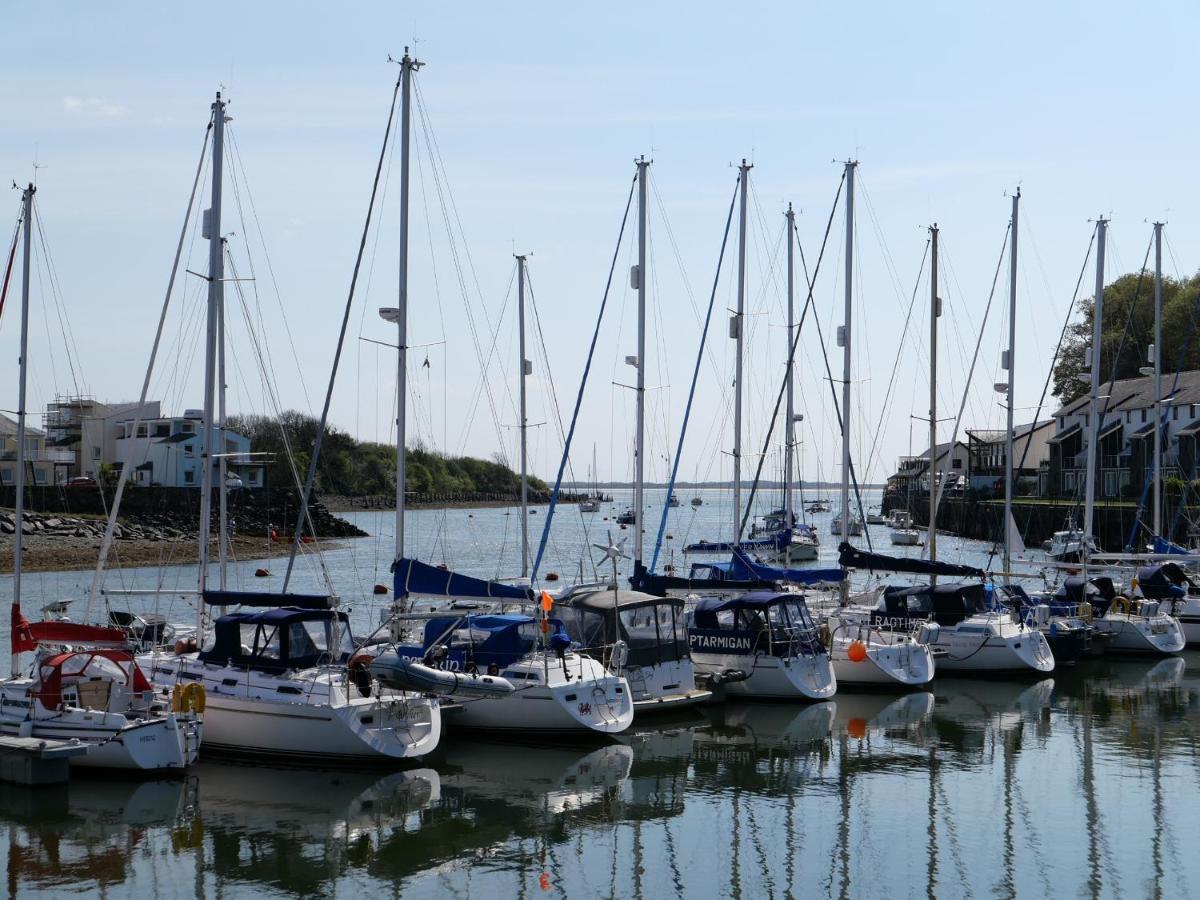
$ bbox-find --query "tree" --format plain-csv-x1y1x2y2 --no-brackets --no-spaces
1053,270,1200,404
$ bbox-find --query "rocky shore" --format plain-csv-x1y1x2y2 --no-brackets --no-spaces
1,502,362,573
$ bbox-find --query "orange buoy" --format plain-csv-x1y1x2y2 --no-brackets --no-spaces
373,584,388,595
847,717,868,739
254,567,270,578
847,640,868,663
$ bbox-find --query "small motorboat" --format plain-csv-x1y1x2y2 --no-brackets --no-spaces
888,510,915,529
865,506,887,525
891,528,921,546
1045,528,1098,563
691,496,703,507
579,498,600,513
667,494,681,508
616,507,637,525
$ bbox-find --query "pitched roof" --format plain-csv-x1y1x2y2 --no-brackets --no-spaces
966,421,1054,444
1054,369,1200,418
0,413,44,437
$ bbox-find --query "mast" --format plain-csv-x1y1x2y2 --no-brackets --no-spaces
839,161,856,563
1083,218,1108,546
198,93,226,608
928,224,939,565
11,183,34,677
784,203,796,533
1152,221,1164,539
392,48,420,565
633,156,649,566
1003,191,1019,578
217,257,228,589
733,159,751,539
516,253,530,577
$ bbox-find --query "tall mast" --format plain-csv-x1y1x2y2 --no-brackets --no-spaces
784,202,796,532
392,48,421,565
733,160,751,539
1003,191,1020,578
1083,217,1108,545
198,93,226,605
632,157,650,566
11,183,34,677
928,224,939,565
839,161,856,553
1152,221,1164,538
516,253,530,577
217,255,228,589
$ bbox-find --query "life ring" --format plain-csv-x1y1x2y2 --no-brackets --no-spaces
349,652,375,698
177,682,206,714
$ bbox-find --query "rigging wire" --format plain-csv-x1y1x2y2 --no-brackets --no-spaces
738,176,845,543
648,174,740,571
280,67,404,591
530,173,637,582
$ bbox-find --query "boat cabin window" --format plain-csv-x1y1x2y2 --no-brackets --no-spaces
241,623,282,661
773,599,815,631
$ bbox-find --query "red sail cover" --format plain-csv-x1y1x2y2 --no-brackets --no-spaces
11,604,128,655
11,603,35,654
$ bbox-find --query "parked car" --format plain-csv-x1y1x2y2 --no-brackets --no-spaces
65,476,97,488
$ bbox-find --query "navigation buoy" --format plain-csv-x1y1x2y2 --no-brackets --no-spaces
847,640,867,663
373,584,388,595
545,572,560,582
254,567,270,578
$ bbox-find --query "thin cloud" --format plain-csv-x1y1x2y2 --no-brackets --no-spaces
62,95,127,118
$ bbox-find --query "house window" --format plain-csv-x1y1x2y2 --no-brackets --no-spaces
952,458,963,470
1142,409,1147,423
154,423,170,437
92,446,101,460
181,421,196,434
184,470,194,484
1174,407,1180,420
0,469,11,485
136,424,148,438
115,426,125,439
33,469,47,485
184,443,194,457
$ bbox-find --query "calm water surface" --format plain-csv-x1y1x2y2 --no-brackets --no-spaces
3,491,1196,898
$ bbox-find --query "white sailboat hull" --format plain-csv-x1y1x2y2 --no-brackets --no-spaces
932,622,1055,673
829,637,935,687
1093,612,1184,655
694,652,836,701
139,655,441,761
450,655,634,734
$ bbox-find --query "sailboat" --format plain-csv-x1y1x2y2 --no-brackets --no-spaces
369,151,632,736
579,445,601,512
1,184,201,771
136,83,441,761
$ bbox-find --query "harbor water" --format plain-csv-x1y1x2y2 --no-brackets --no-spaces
4,491,1199,898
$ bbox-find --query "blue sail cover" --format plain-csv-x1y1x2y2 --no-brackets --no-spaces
1137,563,1192,599
836,542,985,578
684,529,792,555
727,547,844,585
393,558,534,602
1151,536,1190,555
202,590,333,610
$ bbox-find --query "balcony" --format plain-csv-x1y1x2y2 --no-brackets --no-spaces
43,449,75,464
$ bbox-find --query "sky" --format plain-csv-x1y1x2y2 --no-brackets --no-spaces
1,2,1196,493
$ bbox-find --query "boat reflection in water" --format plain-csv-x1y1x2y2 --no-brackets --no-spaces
0,655,1197,897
